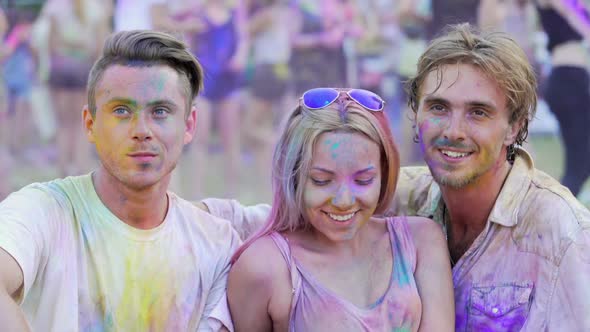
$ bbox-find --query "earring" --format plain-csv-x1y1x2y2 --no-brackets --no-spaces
506,144,516,163
412,125,419,143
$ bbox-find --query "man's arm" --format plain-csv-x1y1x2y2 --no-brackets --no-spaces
547,228,590,329
0,248,30,331
0,186,58,330
199,198,270,240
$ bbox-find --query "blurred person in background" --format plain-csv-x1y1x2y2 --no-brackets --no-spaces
1,7,37,159
43,0,110,176
159,0,247,199
534,0,590,196
394,0,431,166
479,0,538,63
354,0,431,166
289,0,352,95
242,0,293,201
428,0,480,39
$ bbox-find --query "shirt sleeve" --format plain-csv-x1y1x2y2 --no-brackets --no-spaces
201,198,270,241
0,186,59,303
547,227,590,329
206,291,235,332
197,223,242,331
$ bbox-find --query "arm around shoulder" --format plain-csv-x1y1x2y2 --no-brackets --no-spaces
199,198,271,241
227,236,290,332
406,217,454,332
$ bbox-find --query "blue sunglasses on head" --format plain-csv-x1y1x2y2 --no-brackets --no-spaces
301,88,385,112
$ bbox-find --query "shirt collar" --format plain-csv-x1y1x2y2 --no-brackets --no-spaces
487,147,533,227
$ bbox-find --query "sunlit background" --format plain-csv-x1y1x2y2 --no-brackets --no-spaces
0,0,586,207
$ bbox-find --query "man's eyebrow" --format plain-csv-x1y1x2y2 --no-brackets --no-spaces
465,100,498,110
423,96,497,110
422,96,449,105
104,98,178,108
106,97,138,108
146,99,178,108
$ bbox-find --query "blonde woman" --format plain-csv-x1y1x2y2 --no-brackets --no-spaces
227,88,454,331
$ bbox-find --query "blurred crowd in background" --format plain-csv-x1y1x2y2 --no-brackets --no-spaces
0,0,584,205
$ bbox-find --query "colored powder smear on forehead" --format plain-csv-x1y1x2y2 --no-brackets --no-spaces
323,135,371,164
151,73,167,93
140,74,168,99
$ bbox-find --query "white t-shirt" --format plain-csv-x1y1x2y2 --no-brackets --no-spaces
0,174,240,331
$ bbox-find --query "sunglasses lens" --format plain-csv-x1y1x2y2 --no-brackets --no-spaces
302,88,339,109
349,89,384,111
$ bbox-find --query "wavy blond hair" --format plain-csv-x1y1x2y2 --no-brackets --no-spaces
406,23,537,149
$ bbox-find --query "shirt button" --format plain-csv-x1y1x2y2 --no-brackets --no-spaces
492,307,499,314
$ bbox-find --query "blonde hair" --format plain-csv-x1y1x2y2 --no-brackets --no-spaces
406,23,537,147
232,100,399,262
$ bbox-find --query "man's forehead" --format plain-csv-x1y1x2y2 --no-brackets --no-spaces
95,64,182,101
98,64,178,85
420,64,506,105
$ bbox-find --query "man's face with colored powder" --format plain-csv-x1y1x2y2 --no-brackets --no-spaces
415,63,520,188
84,64,196,190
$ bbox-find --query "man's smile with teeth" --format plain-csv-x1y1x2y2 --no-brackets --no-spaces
441,150,470,158
326,212,356,222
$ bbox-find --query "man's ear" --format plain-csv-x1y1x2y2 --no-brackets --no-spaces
504,118,523,146
83,105,96,143
184,106,197,145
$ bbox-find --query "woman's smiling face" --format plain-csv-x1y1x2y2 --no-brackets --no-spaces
303,131,382,243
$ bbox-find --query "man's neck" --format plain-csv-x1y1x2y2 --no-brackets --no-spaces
441,160,512,262
92,168,170,230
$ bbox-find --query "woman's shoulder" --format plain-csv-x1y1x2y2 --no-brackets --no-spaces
233,234,288,280
403,216,447,251
229,234,294,321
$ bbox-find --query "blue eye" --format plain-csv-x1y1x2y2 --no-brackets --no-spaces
153,107,169,118
113,107,130,116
